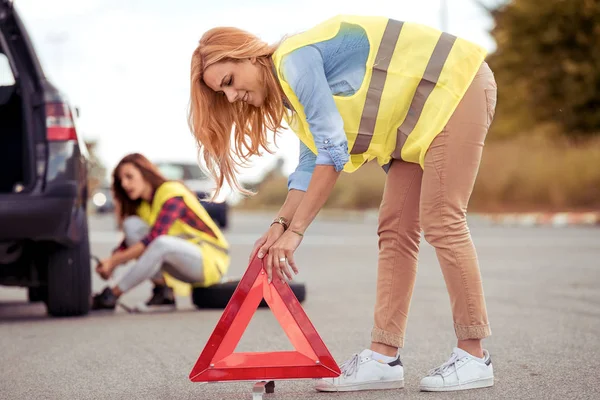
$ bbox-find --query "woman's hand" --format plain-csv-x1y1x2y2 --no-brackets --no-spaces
96,257,115,280
265,230,303,283
250,223,286,262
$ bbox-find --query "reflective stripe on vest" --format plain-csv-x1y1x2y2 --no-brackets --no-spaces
350,19,403,154
392,32,457,159
349,21,458,158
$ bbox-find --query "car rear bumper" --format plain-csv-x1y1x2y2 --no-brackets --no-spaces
0,195,74,242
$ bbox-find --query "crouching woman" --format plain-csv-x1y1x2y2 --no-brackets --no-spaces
92,153,229,310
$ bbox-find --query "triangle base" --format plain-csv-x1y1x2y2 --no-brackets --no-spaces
189,257,341,382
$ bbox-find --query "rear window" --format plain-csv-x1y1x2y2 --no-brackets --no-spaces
0,53,16,86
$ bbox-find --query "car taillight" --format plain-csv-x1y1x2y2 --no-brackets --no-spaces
46,102,77,141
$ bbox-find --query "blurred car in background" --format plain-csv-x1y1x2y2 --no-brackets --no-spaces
155,161,230,229
91,185,115,214
90,161,232,229
0,0,91,317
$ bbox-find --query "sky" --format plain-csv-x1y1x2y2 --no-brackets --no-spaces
12,0,498,182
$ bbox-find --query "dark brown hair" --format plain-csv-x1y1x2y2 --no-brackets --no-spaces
111,153,167,224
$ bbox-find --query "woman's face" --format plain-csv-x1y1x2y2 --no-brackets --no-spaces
118,163,149,201
203,59,266,107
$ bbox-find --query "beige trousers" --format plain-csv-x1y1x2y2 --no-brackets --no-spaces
372,62,497,348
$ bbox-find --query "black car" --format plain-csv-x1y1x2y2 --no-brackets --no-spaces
0,1,91,317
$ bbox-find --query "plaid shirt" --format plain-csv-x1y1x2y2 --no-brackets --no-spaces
115,196,216,252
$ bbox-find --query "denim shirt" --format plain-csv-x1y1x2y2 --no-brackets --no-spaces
281,23,369,192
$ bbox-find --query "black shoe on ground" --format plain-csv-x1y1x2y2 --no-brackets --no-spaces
91,287,117,310
145,285,176,308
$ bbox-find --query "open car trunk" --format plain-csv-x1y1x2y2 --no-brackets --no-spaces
0,79,30,193
0,2,40,194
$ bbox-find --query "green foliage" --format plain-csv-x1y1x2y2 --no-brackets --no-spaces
487,0,600,137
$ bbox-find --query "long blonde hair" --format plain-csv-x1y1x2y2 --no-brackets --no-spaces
189,27,287,196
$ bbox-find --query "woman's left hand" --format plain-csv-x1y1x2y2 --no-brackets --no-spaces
96,258,115,280
266,230,303,283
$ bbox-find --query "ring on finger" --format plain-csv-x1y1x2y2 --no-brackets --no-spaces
279,257,286,263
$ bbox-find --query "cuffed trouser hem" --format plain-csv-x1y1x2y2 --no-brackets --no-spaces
371,327,404,348
455,323,492,340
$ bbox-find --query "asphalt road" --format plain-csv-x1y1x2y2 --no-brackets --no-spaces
1,211,599,400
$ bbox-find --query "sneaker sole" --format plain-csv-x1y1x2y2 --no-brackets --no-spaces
420,377,494,392
316,379,404,392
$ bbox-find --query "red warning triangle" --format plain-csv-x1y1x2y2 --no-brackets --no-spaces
189,256,341,382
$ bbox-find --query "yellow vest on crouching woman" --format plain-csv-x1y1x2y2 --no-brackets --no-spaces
272,15,487,170
136,181,229,294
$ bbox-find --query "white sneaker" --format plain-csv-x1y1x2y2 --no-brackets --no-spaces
420,347,494,392
315,349,404,392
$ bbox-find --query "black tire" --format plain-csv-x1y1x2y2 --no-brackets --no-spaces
28,286,48,303
46,217,91,317
217,209,228,230
192,279,306,309
200,201,229,229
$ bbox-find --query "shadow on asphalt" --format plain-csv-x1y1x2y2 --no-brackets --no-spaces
0,300,214,324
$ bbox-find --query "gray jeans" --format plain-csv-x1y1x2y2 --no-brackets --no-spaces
117,216,204,292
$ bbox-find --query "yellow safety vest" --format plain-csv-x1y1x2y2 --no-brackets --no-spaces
136,181,230,295
272,15,487,170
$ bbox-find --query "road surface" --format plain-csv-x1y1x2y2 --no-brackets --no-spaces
1,212,599,399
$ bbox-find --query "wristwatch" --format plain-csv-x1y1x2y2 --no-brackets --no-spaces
271,216,290,231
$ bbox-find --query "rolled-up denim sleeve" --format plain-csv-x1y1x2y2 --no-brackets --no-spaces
287,140,316,192
282,46,349,172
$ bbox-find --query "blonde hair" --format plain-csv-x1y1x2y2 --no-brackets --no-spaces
188,27,288,196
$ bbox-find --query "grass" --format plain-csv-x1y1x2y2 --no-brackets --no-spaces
470,134,600,212
237,135,600,213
